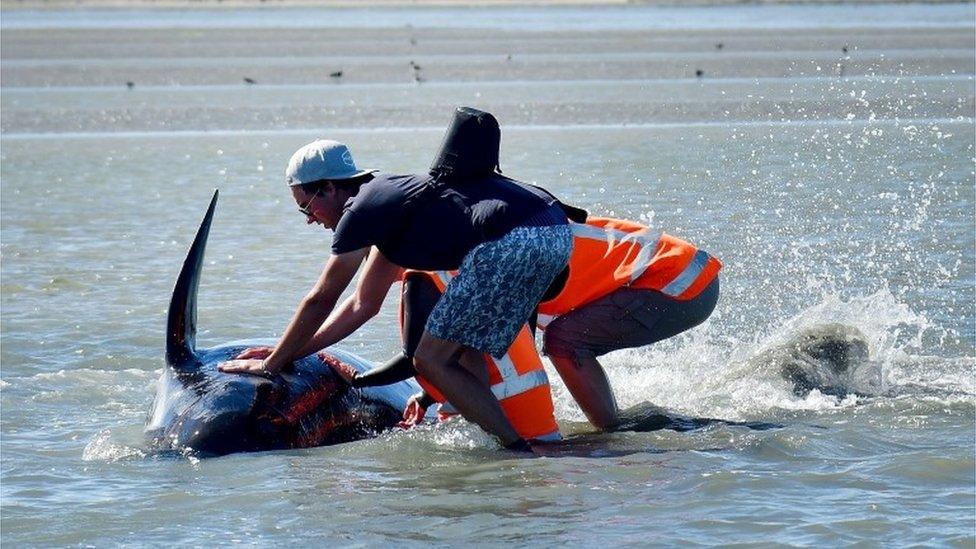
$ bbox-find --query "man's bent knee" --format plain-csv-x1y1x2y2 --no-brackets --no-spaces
541,319,573,359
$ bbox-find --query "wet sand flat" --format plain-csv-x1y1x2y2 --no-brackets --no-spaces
2,14,973,134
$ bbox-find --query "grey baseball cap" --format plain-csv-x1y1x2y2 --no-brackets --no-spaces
285,139,376,186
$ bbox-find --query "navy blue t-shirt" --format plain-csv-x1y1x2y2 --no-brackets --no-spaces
331,172,557,271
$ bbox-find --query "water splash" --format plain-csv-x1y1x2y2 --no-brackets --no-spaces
82,428,146,462
545,288,972,424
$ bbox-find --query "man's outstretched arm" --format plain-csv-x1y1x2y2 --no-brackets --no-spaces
296,247,402,357
219,247,368,376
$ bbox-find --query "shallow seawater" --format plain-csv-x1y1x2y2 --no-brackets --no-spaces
2,3,974,546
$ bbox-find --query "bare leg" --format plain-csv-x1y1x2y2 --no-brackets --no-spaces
458,349,490,387
549,355,619,430
414,332,520,446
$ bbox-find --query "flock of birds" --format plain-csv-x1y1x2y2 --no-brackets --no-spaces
122,40,852,89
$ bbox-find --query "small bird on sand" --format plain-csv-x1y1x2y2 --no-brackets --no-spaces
330,70,343,78
126,81,135,89
506,54,512,61
243,77,256,85
842,46,849,54
409,60,421,71
715,43,724,50
695,69,704,78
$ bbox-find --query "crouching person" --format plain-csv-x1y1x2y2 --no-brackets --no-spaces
537,217,721,430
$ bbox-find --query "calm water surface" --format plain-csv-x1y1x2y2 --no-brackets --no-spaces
1,4,974,546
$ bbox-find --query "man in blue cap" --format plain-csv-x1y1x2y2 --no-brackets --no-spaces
220,139,571,451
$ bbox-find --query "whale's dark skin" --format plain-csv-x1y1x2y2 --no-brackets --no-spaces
146,190,419,457
757,323,882,397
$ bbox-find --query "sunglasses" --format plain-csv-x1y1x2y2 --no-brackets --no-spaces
297,190,321,217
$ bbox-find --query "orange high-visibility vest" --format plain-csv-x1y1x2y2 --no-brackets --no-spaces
537,217,722,329
399,271,561,442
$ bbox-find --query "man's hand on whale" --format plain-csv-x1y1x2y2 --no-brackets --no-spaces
216,347,277,376
235,346,275,360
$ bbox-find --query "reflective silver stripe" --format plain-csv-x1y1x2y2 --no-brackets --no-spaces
434,271,453,287
532,430,562,442
437,369,549,412
492,352,519,380
537,313,555,329
620,227,656,246
627,229,662,283
661,250,710,297
571,222,658,247
569,223,661,283
491,368,550,400
569,223,608,240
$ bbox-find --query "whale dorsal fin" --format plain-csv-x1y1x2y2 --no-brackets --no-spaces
166,189,218,368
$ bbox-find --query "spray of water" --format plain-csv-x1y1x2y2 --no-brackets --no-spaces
542,286,972,427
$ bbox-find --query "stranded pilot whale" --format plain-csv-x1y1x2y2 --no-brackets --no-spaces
145,190,420,457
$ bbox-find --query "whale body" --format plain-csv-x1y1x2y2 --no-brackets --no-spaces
145,190,420,457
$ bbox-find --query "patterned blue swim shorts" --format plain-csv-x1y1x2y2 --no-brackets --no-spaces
426,215,572,358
